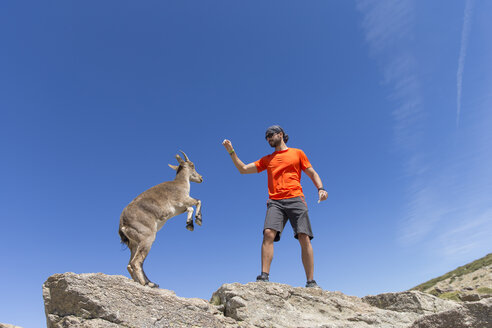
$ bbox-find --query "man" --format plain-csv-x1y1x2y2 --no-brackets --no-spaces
222,125,328,288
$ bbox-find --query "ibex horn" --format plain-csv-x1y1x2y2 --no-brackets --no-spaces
179,150,189,162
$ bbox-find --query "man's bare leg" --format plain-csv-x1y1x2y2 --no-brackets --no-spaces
298,233,314,281
261,229,277,274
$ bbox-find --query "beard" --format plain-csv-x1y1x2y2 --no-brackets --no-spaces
269,137,282,148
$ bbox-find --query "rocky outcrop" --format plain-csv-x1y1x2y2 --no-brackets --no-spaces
412,253,492,302
42,273,236,328
0,324,23,328
410,298,492,328
43,272,492,328
362,291,459,314
212,282,421,327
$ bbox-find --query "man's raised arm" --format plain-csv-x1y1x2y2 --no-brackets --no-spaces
222,139,258,174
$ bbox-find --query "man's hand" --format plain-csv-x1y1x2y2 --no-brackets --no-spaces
222,139,234,153
318,189,328,203
222,139,257,174
304,167,328,203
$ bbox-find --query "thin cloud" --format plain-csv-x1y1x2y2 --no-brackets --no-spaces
456,0,475,127
356,1,429,244
356,0,422,155
356,0,413,56
357,1,490,256
398,183,451,245
437,209,492,257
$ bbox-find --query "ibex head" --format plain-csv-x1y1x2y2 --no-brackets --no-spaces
168,151,203,183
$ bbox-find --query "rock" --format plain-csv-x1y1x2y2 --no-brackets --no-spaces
410,298,492,328
0,324,23,328
42,272,236,328
412,255,492,301
43,273,492,328
362,291,459,315
460,293,481,302
211,282,421,328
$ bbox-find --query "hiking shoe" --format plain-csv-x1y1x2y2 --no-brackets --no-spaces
305,280,320,288
256,272,269,282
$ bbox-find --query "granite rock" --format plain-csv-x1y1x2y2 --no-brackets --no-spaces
43,273,492,328
43,272,236,328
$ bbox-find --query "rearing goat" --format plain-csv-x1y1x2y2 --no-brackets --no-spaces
118,151,203,288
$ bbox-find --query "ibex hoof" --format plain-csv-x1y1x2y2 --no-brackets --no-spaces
195,218,202,226
146,282,159,288
186,223,194,231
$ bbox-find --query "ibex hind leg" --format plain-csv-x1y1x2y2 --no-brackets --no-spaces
127,244,137,281
143,271,158,288
120,227,138,281
129,237,159,288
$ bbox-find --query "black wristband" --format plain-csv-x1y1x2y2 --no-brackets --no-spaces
318,187,326,192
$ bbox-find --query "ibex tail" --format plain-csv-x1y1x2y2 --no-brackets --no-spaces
119,227,130,247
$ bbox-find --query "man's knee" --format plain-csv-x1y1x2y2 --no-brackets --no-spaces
297,233,311,245
263,229,277,242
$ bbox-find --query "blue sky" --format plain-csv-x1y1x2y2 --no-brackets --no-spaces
1,1,491,327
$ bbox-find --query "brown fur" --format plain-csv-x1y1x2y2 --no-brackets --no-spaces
118,151,203,288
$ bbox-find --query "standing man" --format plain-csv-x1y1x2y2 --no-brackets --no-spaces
222,125,328,288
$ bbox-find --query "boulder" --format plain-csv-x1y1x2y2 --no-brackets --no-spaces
460,293,481,302
362,291,459,314
42,272,236,328
43,273,492,328
410,298,492,328
211,282,421,328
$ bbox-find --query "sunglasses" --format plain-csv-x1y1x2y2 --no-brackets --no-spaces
265,132,278,140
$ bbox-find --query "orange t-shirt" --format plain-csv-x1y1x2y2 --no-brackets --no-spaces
254,148,312,200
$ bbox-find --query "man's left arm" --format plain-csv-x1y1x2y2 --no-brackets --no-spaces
304,167,328,203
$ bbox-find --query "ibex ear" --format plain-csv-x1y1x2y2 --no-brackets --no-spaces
168,164,179,171
175,154,185,165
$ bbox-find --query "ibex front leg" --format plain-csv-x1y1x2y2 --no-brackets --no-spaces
185,206,195,231
185,198,201,231
195,199,202,226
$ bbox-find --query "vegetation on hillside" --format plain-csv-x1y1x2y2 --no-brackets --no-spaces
411,253,492,292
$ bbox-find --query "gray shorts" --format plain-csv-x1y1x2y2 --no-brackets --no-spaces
264,196,313,242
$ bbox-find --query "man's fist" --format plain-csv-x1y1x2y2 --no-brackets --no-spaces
222,139,234,153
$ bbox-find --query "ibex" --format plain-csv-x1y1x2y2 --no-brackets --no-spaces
118,151,203,288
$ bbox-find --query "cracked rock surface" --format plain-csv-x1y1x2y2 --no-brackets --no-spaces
43,273,235,328
43,273,492,328
212,283,431,328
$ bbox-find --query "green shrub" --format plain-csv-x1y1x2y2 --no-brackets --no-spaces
439,292,461,302
477,287,492,295
429,289,440,297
